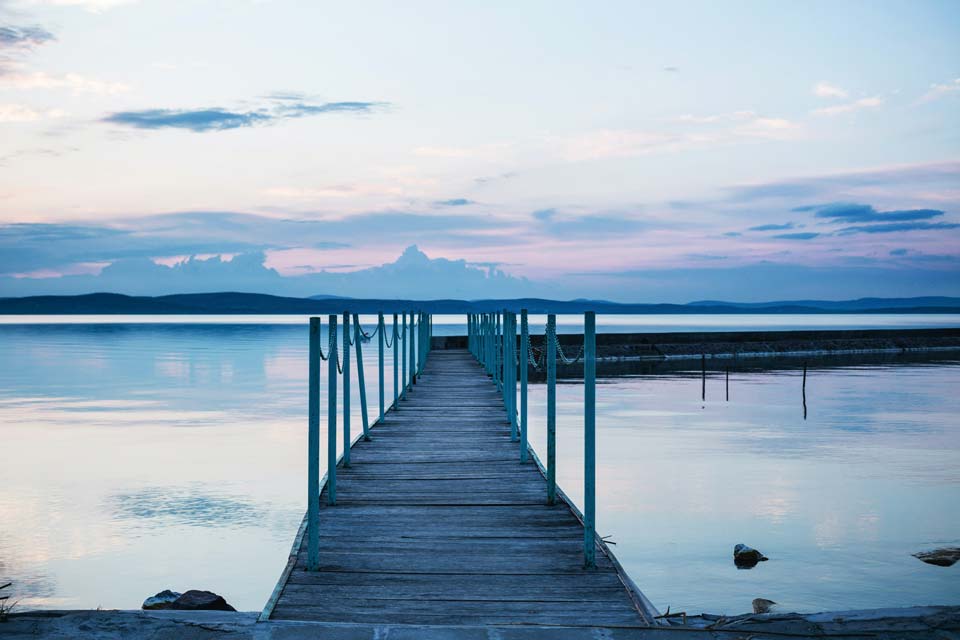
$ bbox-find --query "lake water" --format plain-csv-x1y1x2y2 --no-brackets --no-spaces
1,315,958,614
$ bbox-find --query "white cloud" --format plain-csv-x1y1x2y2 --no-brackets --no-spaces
555,129,681,161
814,82,847,99
20,0,139,12
734,117,801,140
812,96,883,116
553,114,802,162
0,103,66,122
917,78,960,104
262,186,358,199
675,110,756,124
413,143,510,160
0,70,129,94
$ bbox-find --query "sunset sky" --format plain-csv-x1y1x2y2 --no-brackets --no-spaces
1,0,958,301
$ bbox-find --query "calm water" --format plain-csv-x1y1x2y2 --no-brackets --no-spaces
1,316,958,614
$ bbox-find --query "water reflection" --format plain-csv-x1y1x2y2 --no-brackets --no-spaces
108,486,264,528
527,360,960,613
1,321,958,614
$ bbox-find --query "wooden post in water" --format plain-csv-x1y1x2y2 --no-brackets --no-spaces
520,309,529,463
546,313,557,505
584,311,596,568
392,313,399,408
378,312,385,420
307,317,321,570
342,312,351,467
802,362,808,420
354,314,370,440
327,315,338,505
701,353,706,401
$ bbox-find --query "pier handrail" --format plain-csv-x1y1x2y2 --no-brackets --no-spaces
304,309,598,573
305,309,431,571
466,310,598,567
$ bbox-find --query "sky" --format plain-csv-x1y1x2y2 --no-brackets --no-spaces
1,0,958,302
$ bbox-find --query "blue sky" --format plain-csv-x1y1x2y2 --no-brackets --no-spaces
0,0,958,301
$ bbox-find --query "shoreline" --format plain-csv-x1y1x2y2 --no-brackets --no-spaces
5,605,959,639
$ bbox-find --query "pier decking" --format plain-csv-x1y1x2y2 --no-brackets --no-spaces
266,348,655,628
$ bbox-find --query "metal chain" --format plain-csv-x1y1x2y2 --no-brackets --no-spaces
555,332,585,365
330,329,343,374
383,320,395,349
354,317,380,341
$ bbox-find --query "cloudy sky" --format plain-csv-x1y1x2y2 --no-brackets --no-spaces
1,0,958,301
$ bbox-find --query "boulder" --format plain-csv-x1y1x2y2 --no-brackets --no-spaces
752,598,777,614
913,548,960,567
141,590,181,610
170,590,236,612
734,543,768,568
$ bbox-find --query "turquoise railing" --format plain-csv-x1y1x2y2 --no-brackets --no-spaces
306,311,432,571
467,310,598,568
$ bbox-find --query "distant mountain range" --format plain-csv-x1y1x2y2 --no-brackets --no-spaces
1,292,959,315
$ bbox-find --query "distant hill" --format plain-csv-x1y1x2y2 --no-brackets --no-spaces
0,292,959,315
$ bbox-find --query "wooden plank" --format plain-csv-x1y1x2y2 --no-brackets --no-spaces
271,602,644,626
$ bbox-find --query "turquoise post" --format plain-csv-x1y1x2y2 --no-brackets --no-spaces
584,311,597,568
508,312,517,440
483,315,488,372
392,314,399,408
482,315,489,372
354,314,370,441
421,312,427,373
511,312,518,437
342,311,351,467
546,313,556,505
520,309,529,463
401,312,407,400
327,315,337,505
307,317,320,570
378,312,385,420
488,313,493,376
495,312,502,391
409,311,416,387
480,314,493,376
486,314,492,375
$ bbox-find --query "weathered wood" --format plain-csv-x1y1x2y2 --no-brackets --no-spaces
267,349,652,628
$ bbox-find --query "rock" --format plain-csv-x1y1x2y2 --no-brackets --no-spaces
913,548,960,567
734,543,769,568
753,598,777,614
141,590,181,610
170,590,236,612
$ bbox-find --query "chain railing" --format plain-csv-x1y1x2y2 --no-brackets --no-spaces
466,309,598,568
305,310,432,572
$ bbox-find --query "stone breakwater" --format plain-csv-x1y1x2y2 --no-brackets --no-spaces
432,327,960,377
434,327,960,359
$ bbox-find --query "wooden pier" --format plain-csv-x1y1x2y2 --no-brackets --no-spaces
264,347,657,628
